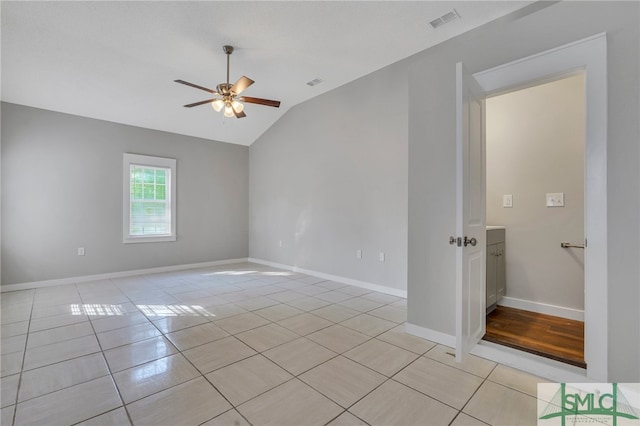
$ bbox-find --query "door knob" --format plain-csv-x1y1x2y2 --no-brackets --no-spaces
463,236,477,247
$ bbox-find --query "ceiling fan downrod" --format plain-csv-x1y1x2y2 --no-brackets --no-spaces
223,45,234,87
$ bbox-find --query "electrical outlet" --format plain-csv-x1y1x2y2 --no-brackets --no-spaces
546,193,565,207
356,249,362,259
77,247,85,256
379,252,385,262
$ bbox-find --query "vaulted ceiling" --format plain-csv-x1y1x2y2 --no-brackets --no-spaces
2,1,533,146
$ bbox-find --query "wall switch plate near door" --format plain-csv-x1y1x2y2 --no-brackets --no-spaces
503,194,513,208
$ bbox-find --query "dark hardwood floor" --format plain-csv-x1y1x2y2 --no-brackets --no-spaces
483,306,586,368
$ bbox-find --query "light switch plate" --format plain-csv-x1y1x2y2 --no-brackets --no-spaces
546,192,565,207
503,194,513,208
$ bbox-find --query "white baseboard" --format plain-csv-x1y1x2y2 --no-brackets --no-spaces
3,257,408,299
404,323,456,347
1,258,249,292
499,296,584,321
248,258,407,298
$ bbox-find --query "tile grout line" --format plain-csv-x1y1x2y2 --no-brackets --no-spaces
80,279,137,426
180,270,460,421
10,288,36,426
161,278,278,425
7,290,382,368
386,345,497,419
311,341,496,425
454,362,501,425
108,284,391,422
244,320,424,425
331,347,434,422
122,277,254,425
5,266,410,426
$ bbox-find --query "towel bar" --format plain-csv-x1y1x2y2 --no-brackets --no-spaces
561,242,585,249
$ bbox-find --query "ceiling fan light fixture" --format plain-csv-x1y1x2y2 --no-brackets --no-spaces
223,104,235,117
222,99,244,117
211,99,224,112
232,100,244,113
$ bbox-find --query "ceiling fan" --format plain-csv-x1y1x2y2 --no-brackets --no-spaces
175,45,280,119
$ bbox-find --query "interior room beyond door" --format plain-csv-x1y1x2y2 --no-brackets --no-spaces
484,73,586,367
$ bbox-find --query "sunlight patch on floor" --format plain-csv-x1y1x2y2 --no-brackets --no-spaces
136,304,215,317
71,303,127,316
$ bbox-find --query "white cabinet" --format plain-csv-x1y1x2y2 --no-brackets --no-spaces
486,227,505,313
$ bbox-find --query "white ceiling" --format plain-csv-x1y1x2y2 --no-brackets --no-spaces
1,1,533,146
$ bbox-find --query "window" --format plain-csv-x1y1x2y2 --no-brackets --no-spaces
123,153,176,243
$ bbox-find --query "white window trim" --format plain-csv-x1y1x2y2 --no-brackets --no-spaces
123,153,177,244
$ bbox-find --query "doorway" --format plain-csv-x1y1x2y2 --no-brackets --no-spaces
483,74,586,368
457,33,608,381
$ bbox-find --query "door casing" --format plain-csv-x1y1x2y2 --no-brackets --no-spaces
468,33,608,381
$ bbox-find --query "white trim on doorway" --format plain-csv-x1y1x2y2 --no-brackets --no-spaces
473,32,608,381
406,322,591,383
472,340,590,383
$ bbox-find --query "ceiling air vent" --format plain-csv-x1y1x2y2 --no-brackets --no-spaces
306,78,323,87
429,9,460,29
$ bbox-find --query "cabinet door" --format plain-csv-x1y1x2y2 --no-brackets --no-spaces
486,244,497,307
496,242,505,300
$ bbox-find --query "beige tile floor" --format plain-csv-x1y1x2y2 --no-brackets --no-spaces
0,262,548,425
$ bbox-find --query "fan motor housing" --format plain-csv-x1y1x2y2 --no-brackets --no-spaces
217,83,233,96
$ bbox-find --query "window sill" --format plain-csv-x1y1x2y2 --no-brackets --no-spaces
123,235,176,244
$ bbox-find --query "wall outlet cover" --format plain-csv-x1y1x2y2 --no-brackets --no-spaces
546,192,565,207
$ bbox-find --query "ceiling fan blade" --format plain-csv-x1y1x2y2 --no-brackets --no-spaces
231,76,254,95
174,79,217,94
232,105,247,118
240,96,281,108
183,99,216,108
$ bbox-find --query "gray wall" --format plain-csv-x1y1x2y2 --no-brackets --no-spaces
249,64,408,291
1,103,249,285
486,74,585,311
408,1,639,381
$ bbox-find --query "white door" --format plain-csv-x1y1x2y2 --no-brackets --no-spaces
455,62,486,362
